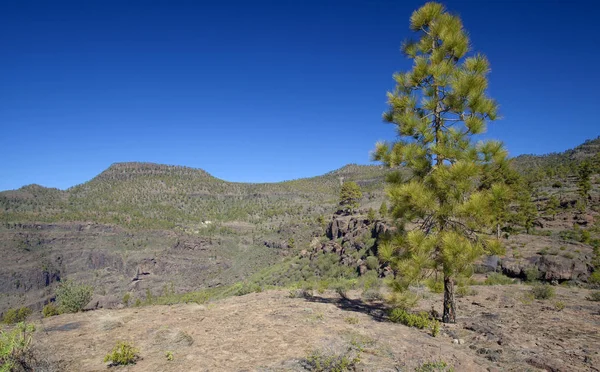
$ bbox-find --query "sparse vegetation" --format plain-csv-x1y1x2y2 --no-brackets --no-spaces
2,307,32,325
303,347,361,372
388,308,432,330
42,303,60,318
484,273,514,286
415,360,453,372
586,291,600,301
103,341,139,366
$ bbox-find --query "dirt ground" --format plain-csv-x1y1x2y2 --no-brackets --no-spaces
33,285,600,371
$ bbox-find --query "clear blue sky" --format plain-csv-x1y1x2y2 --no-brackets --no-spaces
1,0,598,191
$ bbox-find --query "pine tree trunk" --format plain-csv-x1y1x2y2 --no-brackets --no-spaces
442,275,456,323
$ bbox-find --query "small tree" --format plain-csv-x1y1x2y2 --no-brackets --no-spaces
373,2,507,323
367,208,376,223
339,181,362,213
379,201,388,218
513,183,538,234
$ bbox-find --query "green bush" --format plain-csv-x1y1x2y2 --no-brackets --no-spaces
0,322,36,371
103,341,138,365
530,284,555,300
524,267,541,282
2,307,32,324
388,308,431,329
484,273,514,286
42,303,60,318
56,279,93,313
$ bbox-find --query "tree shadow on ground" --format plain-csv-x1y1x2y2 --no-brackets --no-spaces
302,295,389,322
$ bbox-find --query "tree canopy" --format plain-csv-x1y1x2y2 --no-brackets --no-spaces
373,2,509,323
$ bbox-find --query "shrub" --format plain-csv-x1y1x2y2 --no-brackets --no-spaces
2,307,32,324
388,308,431,329
122,293,131,306
484,273,514,286
361,288,384,302
586,291,600,301
0,322,36,371
524,267,541,282
530,284,555,300
56,279,93,313
554,301,565,311
365,256,379,271
303,348,360,372
165,351,174,361
415,360,453,372
233,282,262,296
387,291,419,310
103,341,138,365
42,303,60,318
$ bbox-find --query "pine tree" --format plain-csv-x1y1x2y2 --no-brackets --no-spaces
339,181,362,213
373,2,507,323
514,185,537,233
546,195,559,221
577,161,592,206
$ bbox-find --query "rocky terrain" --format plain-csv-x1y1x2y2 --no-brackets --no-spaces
0,164,392,314
30,286,600,371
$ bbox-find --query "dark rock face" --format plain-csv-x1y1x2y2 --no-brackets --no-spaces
308,214,393,276
500,254,591,282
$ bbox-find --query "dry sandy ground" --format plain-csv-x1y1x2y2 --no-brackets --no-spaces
33,285,600,371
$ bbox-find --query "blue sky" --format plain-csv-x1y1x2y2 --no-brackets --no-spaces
1,0,598,191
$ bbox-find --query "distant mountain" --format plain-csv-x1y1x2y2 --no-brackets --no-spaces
512,136,600,175
0,162,391,230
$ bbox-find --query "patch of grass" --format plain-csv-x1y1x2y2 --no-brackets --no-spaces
530,284,555,300
586,291,600,301
2,307,32,324
415,360,454,372
344,316,359,325
303,347,361,372
484,273,514,286
430,320,440,337
42,303,60,318
0,322,36,371
165,351,174,361
554,301,565,311
388,308,431,329
103,341,138,365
